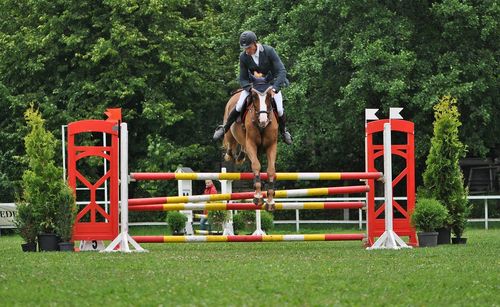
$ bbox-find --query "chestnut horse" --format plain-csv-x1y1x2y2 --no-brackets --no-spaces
222,76,278,211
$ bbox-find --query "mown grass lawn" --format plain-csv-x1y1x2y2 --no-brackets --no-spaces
1,228,499,306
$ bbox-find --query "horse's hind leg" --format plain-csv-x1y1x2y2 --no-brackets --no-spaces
235,144,246,164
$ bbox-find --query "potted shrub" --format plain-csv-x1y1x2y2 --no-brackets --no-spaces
411,198,449,247
21,107,67,251
260,211,274,232
239,210,257,234
14,202,38,252
208,210,229,233
231,210,274,233
166,211,187,235
55,184,77,251
421,96,471,244
451,208,470,244
232,213,245,234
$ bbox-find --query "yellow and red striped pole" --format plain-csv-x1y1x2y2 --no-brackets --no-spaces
128,185,370,206
130,172,382,181
128,202,365,211
133,233,365,243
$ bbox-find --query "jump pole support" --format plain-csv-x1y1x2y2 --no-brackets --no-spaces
367,122,411,250
102,123,146,253
220,167,234,235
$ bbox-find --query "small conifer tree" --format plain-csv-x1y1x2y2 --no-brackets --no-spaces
21,106,76,238
421,96,470,239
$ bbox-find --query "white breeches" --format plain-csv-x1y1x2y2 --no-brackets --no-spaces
235,90,284,117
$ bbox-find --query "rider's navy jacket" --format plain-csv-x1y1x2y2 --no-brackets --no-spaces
239,44,289,92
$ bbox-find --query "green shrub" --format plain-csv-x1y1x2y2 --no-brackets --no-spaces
208,210,229,231
233,210,274,232
261,211,274,231
165,211,187,234
239,210,256,225
421,96,471,238
21,106,67,234
411,198,449,232
232,213,245,234
14,202,38,244
55,185,77,242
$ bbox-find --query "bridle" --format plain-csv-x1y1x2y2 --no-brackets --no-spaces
250,86,273,129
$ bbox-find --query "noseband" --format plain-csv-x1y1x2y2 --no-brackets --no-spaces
250,89,273,129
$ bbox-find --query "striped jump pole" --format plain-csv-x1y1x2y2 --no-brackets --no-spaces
133,233,366,243
128,202,366,211
128,185,370,206
130,172,382,181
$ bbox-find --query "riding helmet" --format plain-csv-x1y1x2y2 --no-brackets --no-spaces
239,31,257,49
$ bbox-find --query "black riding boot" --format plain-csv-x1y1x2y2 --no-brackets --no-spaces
278,113,292,145
213,108,241,141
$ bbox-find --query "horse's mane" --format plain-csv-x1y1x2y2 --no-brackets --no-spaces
230,88,244,96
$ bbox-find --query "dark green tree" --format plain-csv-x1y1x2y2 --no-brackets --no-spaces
421,95,470,239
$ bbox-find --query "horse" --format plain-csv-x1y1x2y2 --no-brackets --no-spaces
222,75,279,211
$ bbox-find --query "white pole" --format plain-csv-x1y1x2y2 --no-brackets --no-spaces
383,123,394,233
221,167,234,235
120,124,129,235
359,208,363,230
103,132,109,219
102,123,146,252
485,199,488,230
295,209,300,233
62,125,67,182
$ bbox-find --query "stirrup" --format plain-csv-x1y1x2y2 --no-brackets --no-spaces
213,125,226,141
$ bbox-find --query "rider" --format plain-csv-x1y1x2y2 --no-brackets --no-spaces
212,31,292,145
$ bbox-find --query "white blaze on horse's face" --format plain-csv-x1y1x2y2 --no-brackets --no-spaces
252,87,273,129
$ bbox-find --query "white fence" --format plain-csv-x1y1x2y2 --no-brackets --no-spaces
271,195,500,232
2,195,500,233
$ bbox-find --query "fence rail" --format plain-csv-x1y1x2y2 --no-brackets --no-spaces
2,195,500,232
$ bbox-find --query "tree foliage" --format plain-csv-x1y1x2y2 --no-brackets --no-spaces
0,0,498,201
421,96,470,238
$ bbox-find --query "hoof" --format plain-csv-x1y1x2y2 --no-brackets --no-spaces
265,201,275,212
253,197,263,206
224,153,233,162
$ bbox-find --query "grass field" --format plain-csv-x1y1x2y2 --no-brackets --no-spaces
1,228,499,306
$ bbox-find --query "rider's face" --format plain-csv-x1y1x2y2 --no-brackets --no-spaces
245,43,257,56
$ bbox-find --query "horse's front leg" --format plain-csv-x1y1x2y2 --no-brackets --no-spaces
265,142,277,211
245,140,263,206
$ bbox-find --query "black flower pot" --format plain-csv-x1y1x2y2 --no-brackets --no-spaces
417,232,438,247
21,242,37,252
437,227,451,245
58,242,74,252
451,237,467,244
38,233,59,251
